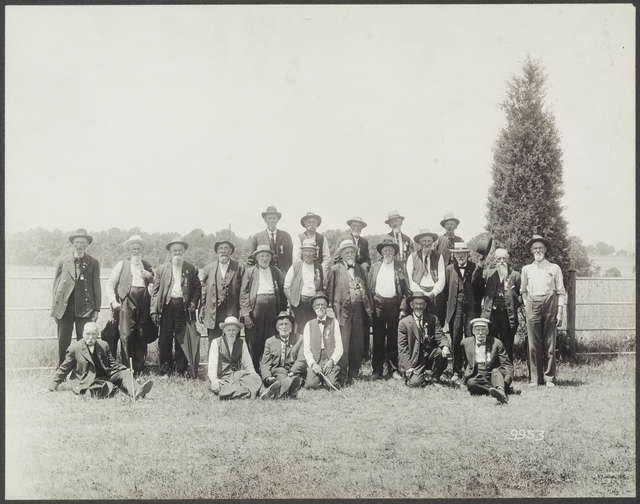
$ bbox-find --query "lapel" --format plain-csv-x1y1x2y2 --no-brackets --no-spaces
469,339,476,368
80,340,94,366
66,256,76,280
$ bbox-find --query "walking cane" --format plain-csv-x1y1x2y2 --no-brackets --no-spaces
318,370,347,400
130,357,135,403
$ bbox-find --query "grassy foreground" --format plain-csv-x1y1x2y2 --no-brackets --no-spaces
5,357,635,499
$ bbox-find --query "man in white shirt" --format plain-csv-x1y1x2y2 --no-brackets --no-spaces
284,239,324,332
292,212,331,278
521,235,567,388
405,229,445,319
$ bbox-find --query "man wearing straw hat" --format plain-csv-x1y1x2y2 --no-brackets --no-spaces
199,238,244,354
433,213,465,266
384,211,413,264
326,239,373,382
284,239,324,332
151,236,201,376
240,244,287,371
293,211,332,277
405,228,446,319
344,216,371,271
249,206,294,274
105,235,155,374
368,237,410,380
51,228,102,366
521,235,566,387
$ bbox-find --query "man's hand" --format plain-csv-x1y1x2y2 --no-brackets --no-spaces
428,291,436,300
264,376,276,385
188,302,197,315
210,380,221,394
141,270,154,281
151,313,159,326
399,310,407,320
311,363,322,375
405,368,414,378
477,257,486,267
111,302,121,316
322,359,334,375
244,315,254,329
197,308,205,325
90,311,99,322
441,346,451,358
37,388,53,394
556,308,564,328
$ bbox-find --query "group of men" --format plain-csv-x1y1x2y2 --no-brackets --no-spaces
44,208,566,404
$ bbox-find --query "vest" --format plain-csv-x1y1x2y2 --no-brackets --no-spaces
216,263,231,305
289,261,323,307
116,259,152,302
308,318,336,363
298,232,325,264
217,336,245,378
456,268,467,301
411,250,441,286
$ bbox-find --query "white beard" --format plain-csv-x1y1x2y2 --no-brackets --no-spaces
130,255,142,266
172,256,184,267
383,256,394,265
219,256,230,264
497,264,508,282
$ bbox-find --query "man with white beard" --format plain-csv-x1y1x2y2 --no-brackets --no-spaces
405,229,445,319
479,248,521,364
105,235,155,373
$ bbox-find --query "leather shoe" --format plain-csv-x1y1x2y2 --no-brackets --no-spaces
489,386,508,404
288,376,302,399
135,380,154,399
278,377,293,398
545,381,556,388
260,381,281,400
391,371,403,381
371,372,382,381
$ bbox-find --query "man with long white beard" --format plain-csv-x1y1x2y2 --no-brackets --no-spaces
521,235,566,388
405,228,445,319
105,235,155,373
479,248,521,364
284,239,324,333
151,237,201,376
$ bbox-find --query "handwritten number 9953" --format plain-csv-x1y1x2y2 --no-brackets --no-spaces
508,429,544,441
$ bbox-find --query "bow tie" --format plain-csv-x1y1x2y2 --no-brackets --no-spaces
477,342,485,347
317,318,326,324
346,264,354,269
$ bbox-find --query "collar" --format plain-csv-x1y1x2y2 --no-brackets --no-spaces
532,259,551,267
279,335,290,344
267,228,278,235
317,317,327,324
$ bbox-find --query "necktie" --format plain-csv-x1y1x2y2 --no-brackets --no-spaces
270,232,277,252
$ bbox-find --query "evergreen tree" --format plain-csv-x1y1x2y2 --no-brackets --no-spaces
486,56,570,274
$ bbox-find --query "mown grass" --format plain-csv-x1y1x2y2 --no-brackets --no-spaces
6,356,635,499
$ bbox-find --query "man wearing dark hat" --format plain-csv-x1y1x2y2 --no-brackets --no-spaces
199,239,244,355
150,236,202,375
368,237,410,380
397,291,451,387
461,318,513,404
479,248,521,363
521,235,566,387
260,312,304,398
384,211,413,263
293,212,331,277
326,240,373,382
405,228,445,318
240,244,287,371
51,229,102,366
248,206,294,274
284,239,324,332
105,235,155,373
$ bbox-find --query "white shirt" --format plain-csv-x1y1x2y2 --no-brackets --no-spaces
292,232,331,276
475,341,488,363
171,264,183,298
406,252,446,296
207,337,256,382
521,260,567,306
218,260,230,279
302,318,343,366
257,266,275,295
284,261,316,296
375,261,396,298
346,263,356,280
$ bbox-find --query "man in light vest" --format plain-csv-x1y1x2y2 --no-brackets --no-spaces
292,212,332,279
405,228,445,319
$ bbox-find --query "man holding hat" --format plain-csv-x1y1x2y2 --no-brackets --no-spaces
326,239,373,382
51,228,102,366
260,311,304,398
397,291,451,387
368,237,410,380
293,211,331,278
240,244,287,371
521,235,566,387
105,235,156,373
248,206,294,274
284,239,324,332
199,238,244,354
151,236,201,375
384,211,413,263
461,318,513,404
405,228,445,318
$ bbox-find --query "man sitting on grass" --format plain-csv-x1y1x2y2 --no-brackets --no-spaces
461,318,513,404
39,322,153,399
208,316,281,400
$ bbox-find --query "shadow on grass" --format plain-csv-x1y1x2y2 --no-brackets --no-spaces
555,379,586,387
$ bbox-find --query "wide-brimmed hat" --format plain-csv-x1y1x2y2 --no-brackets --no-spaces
214,240,235,254
406,291,432,306
272,311,296,329
413,228,439,244
309,293,330,306
165,236,189,251
300,212,322,227
470,317,491,328
385,210,405,225
451,242,470,253
252,244,274,259
525,235,551,252
219,316,243,331
336,239,358,256
300,238,319,251
440,213,461,228
123,234,147,251
376,237,399,255
261,205,282,219
475,235,493,258
346,216,368,228
69,228,93,244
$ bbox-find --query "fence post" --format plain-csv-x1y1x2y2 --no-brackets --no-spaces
566,268,577,358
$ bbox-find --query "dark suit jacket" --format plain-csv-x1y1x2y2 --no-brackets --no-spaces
434,234,464,265
368,259,410,306
385,231,413,262
326,262,373,326
444,261,484,324
151,261,201,319
239,265,287,318
397,314,450,372
47,339,126,391
249,229,294,274
260,332,304,378
200,260,244,329
334,233,371,269
461,335,513,385
480,268,521,333
51,254,101,320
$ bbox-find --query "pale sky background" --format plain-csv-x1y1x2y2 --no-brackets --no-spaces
5,4,636,251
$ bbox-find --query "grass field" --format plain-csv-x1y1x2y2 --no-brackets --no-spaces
5,356,635,499
588,254,635,277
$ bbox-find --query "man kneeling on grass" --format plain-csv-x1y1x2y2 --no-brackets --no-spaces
208,316,281,400
461,318,514,404
39,322,153,399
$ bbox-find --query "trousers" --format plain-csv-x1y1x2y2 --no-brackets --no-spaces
525,293,558,384
245,294,279,372
158,298,188,374
466,366,506,395
118,287,148,372
291,296,316,334
489,306,515,363
405,347,448,387
337,301,366,380
372,294,399,376
56,293,92,366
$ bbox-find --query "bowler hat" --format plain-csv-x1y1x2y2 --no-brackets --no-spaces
376,237,399,255
300,212,322,227
413,228,439,244
123,234,147,251
214,240,235,255
440,213,461,228
475,235,493,258
272,311,296,330
69,228,93,244
525,235,551,252
219,316,243,331
165,236,189,251
385,210,405,225
252,244,274,259
346,216,368,228
406,290,432,306
261,206,282,219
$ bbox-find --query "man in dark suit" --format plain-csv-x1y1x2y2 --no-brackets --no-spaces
384,211,413,264
326,240,373,382
199,239,244,354
284,239,324,333
461,318,514,404
444,242,485,381
50,229,102,366
248,206,294,274
433,213,464,324
40,322,153,398
397,291,451,387
150,236,202,375
479,248,521,363
293,212,332,278
240,245,287,371
345,216,371,271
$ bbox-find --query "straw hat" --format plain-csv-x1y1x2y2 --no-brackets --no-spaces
219,316,243,331
440,213,461,227
68,228,93,244
123,235,147,250
165,236,189,251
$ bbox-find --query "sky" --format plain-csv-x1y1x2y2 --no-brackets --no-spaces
5,4,636,251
